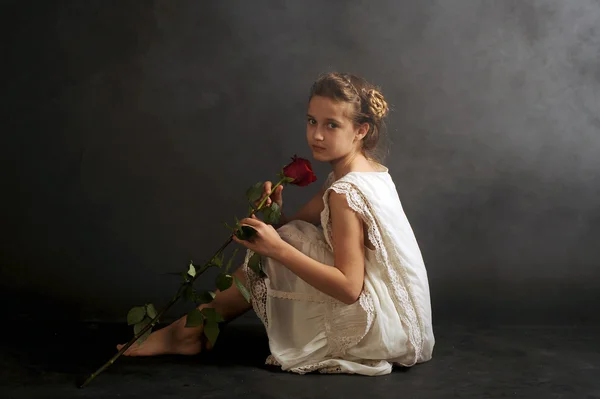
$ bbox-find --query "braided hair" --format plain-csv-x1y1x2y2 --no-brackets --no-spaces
309,72,389,161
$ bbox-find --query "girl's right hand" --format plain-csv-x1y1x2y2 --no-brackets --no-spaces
256,181,283,210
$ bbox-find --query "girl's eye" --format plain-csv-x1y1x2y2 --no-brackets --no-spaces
307,119,316,125
327,122,338,129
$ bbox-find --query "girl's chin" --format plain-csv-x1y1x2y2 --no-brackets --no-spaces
310,152,328,161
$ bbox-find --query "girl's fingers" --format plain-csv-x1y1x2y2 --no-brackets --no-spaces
263,181,275,207
240,217,261,227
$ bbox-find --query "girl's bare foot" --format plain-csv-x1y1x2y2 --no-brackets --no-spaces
115,265,251,357
116,316,210,357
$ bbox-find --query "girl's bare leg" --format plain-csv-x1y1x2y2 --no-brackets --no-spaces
116,266,253,356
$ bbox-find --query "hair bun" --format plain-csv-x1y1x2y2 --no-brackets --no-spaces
367,89,388,120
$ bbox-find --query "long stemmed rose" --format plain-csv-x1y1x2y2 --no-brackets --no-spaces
78,155,317,388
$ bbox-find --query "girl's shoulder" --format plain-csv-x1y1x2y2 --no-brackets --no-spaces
323,166,390,191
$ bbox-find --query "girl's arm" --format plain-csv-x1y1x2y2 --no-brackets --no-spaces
272,191,366,304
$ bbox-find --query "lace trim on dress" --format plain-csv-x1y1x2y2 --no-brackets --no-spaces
267,288,338,303
242,249,268,328
265,355,388,375
325,294,373,357
321,180,424,365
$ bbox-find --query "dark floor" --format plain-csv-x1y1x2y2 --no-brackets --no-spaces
1,315,599,399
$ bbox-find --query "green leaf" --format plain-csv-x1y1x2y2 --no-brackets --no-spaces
187,262,196,278
127,306,146,325
225,248,239,272
167,271,191,282
248,252,267,278
262,202,281,224
201,307,225,323
134,316,151,334
194,290,216,304
233,217,258,240
134,317,152,345
248,252,260,269
215,273,233,291
185,308,205,327
235,225,257,241
245,181,264,203
183,284,195,302
204,320,220,347
145,303,158,319
233,276,251,303
210,252,224,268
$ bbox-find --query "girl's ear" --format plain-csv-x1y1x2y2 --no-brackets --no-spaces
355,122,370,141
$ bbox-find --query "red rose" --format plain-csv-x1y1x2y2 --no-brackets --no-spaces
282,155,317,187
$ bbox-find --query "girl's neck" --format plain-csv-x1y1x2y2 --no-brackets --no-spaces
331,153,384,180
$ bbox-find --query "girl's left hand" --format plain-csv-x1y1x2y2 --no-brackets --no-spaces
232,214,286,259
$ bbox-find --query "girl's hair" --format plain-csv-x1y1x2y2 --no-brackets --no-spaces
308,72,390,163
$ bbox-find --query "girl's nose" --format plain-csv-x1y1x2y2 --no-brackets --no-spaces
313,128,324,141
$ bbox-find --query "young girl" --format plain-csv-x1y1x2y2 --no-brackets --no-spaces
118,72,435,376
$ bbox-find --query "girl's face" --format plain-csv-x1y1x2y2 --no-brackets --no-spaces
306,95,368,163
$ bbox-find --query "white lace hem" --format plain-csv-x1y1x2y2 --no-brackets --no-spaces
265,355,389,375
242,250,268,328
268,288,338,303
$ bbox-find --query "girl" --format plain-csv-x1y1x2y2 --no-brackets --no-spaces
118,72,435,375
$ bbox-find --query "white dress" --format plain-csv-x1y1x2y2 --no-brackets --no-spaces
242,168,435,375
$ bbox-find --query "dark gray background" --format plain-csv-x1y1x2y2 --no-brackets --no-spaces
2,0,599,325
